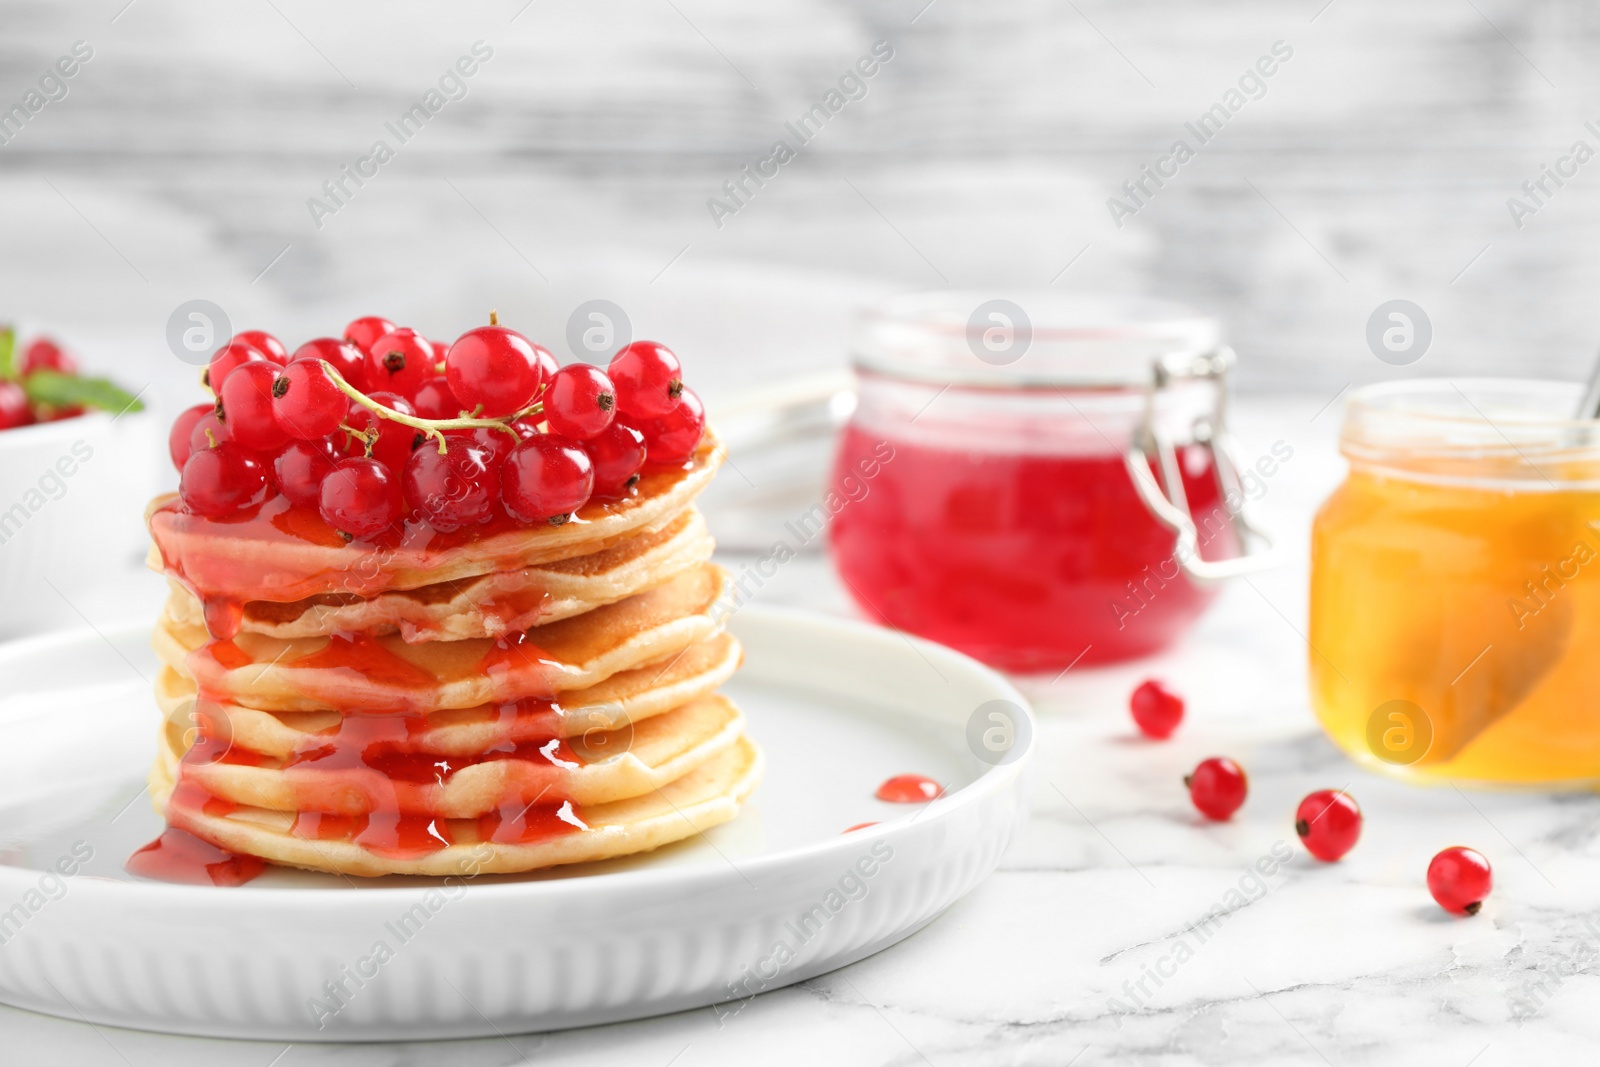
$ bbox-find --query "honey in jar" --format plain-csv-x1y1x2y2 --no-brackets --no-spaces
1310,379,1600,785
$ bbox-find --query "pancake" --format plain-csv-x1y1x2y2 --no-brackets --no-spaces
153,631,744,757
153,564,734,713
158,694,746,815
146,432,723,608
160,509,716,642
151,735,764,877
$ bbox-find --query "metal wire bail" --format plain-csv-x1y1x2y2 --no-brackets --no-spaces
1122,345,1278,584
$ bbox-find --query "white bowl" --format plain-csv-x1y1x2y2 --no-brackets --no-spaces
0,410,159,639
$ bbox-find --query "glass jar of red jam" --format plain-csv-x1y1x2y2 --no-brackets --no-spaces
828,291,1273,672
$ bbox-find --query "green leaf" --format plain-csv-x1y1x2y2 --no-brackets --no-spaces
0,327,14,381
22,370,143,414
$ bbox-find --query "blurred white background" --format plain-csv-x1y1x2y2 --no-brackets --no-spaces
2,0,1597,433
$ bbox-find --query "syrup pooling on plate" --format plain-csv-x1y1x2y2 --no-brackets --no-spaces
126,825,265,887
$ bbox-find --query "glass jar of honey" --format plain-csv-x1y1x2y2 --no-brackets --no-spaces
1311,378,1600,785
827,291,1275,672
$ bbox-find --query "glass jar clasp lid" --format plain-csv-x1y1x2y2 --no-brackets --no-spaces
1124,345,1278,583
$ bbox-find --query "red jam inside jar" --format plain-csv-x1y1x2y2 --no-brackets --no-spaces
828,292,1252,671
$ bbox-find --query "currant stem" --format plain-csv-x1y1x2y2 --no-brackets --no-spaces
314,360,522,453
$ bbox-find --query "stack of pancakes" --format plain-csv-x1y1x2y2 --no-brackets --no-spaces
144,432,761,877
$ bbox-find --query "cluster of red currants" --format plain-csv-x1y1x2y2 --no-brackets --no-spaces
0,337,90,429
169,315,706,538
1130,679,1494,916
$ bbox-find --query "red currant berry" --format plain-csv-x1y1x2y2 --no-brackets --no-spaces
344,391,417,474
428,339,450,369
168,402,213,470
291,338,369,393
366,328,433,398
501,433,593,523
446,326,545,418
206,340,267,392
0,380,33,430
609,341,683,419
1295,790,1362,862
412,377,461,421
638,385,705,465
1130,679,1184,739
219,360,290,452
448,425,521,468
21,338,78,376
531,342,559,384
319,457,402,539
270,360,346,440
272,438,339,509
189,409,231,453
588,420,647,498
232,330,288,365
343,316,397,355
180,443,270,517
1427,846,1492,916
1185,757,1247,821
544,363,617,440
404,440,500,531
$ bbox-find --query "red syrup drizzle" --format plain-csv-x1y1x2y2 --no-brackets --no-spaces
127,781,266,886
288,632,437,689
201,597,244,641
843,822,880,834
275,702,589,859
875,774,943,803
126,828,265,887
479,630,560,683
478,798,587,844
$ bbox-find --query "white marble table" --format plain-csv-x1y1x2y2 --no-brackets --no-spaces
7,397,1598,1065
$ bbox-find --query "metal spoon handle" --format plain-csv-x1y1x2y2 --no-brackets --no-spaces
1578,349,1600,420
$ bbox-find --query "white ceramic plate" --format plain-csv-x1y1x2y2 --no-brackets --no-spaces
0,606,1033,1040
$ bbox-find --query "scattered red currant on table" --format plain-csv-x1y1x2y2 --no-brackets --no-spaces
1185,757,1247,820
1295,789,1362,861
1427,847,1491,916
1129,679,1184,739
